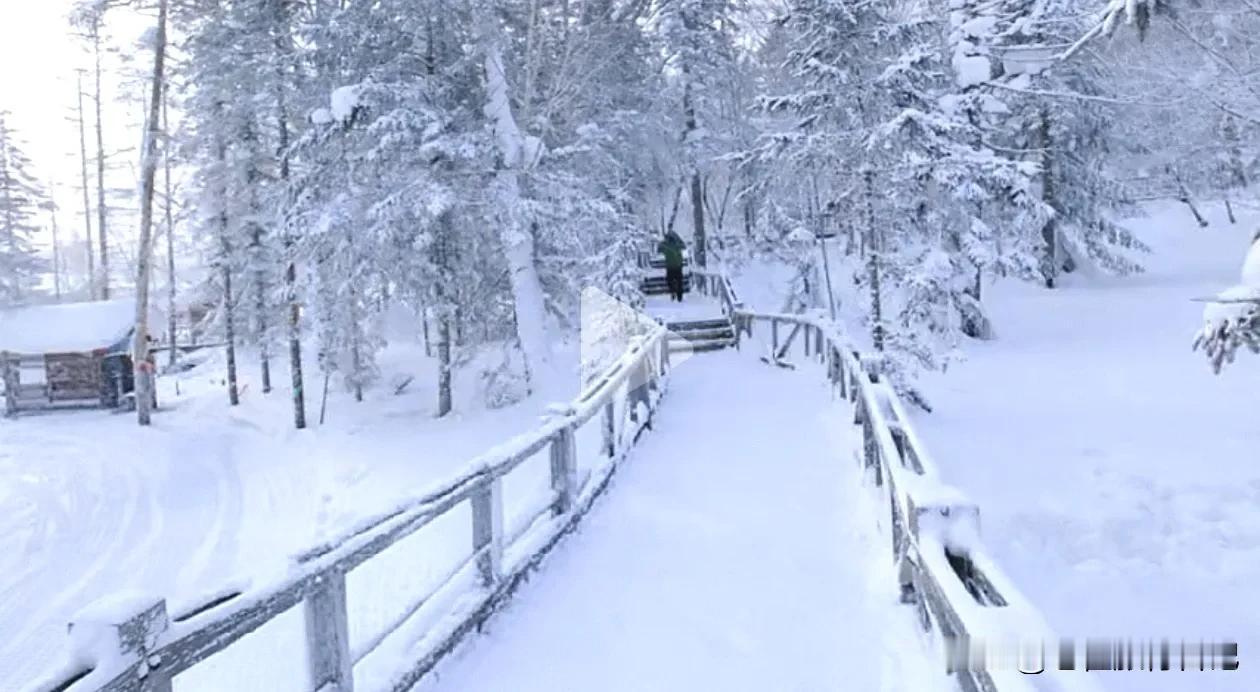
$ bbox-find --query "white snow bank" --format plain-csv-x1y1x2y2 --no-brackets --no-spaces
1201,235,1260,328
954,54,991,87
330,84,362,122
0,299,163,354
1240,233,1260,286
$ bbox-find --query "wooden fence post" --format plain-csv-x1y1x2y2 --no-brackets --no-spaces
803,325,811,358
602,401,615,458
1,353,16,417
771,319,779,355
305,569,354,692
70,598,173,692
471,476,505,584
838,350,848,399
549,424,578,514
815,326,824,362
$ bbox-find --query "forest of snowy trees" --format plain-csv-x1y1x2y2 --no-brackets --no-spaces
2,0,1258,426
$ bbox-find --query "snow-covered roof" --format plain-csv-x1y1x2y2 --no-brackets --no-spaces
0,299,164,355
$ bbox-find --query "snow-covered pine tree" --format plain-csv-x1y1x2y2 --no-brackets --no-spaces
0,113,49,305
1196,232,1260,373
989,0,1145,287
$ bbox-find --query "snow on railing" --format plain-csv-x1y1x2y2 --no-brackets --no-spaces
691,248,743,319
729,309,1104,692
25,327,673,692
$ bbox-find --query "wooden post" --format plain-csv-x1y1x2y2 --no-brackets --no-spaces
69,598,173,691
838,349,848,399
771,319,779,356
602,401,615,458
305,569,354,692
628,358,651,424
859,400,882,485
549,424,578,514
471,476,504,584
2,354,16,417
803,325,811,358
815,326,824,362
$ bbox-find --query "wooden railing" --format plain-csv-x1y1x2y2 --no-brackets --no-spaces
731,309,1104,692
27,327,672,692
691,248,742,319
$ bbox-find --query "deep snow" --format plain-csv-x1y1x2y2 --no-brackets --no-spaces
416,346,949,692
0,339,584,690
908,200,1260,692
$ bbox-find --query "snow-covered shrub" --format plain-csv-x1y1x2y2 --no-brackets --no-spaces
481,342,530,409
1195,233,1260,373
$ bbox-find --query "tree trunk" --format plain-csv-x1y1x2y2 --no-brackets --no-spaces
434,212,454,417
133,0,168,426
274,0,305,429
690,171,705,267
483,39,550,388
162,91,178,367
216,136,240,406
50,188,62,301
93,27,110,300
682,73,706,267
863,169,885,351
77,72,95,299
437,314,452,417
245,121,272,394
1038,108,1059,289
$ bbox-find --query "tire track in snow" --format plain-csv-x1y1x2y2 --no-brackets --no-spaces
0,451,143,688
172,431,245,600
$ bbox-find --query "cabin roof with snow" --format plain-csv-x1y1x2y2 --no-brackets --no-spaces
0,299,162,356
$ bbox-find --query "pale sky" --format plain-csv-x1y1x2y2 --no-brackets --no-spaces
0,0,148,256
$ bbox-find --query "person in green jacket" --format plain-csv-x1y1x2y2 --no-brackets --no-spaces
658,231,686,301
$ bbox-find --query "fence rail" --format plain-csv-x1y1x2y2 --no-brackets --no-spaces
727,308,1103,692
27,328,673,692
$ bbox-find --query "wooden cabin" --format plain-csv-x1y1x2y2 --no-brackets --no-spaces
0,299,162,416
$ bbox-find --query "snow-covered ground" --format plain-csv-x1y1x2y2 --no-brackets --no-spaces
417,346,949,692
909,200,1260,692
0,339,583,690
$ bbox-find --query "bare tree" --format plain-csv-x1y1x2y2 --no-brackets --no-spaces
162,84,178,367
90,14,111,299
76,71,96,298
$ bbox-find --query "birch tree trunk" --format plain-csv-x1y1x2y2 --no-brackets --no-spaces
76,73,95,299
482,38,551,388
133,0,168,427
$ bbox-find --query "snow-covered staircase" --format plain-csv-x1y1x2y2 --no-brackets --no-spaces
666,317,736,353
638,251,693,296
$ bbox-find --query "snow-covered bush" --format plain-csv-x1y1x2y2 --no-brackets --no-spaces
1195,233,1260,373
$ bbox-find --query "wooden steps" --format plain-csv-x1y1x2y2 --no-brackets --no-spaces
639,274,692,296
666,318,736,354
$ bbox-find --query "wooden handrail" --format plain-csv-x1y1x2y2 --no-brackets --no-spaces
733,308,1103,692
26,327,672,692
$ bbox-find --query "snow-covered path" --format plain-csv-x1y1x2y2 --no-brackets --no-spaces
417,348,947,692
